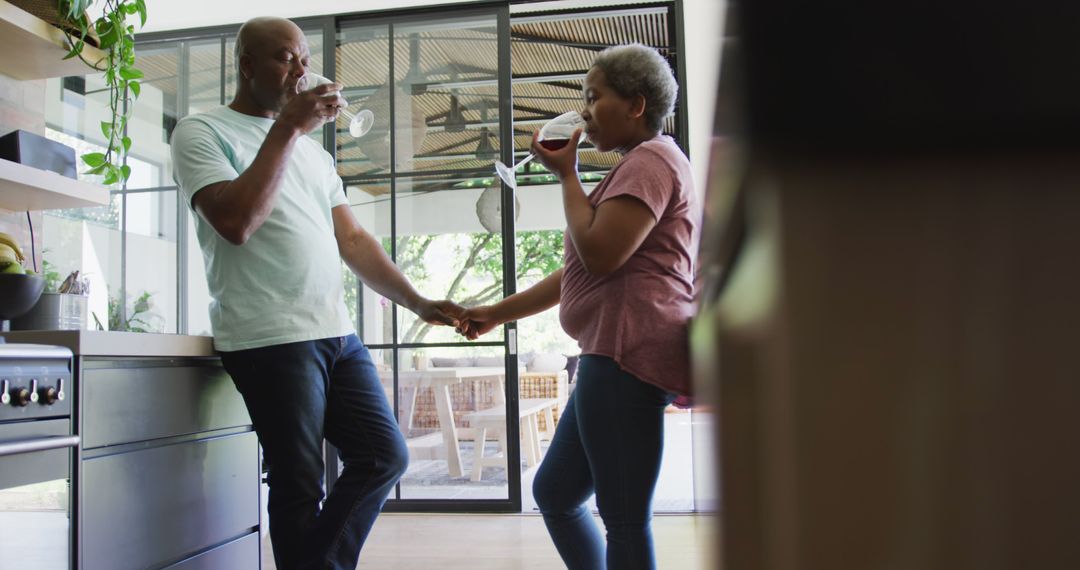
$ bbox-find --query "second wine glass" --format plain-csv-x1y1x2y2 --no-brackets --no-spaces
494,110,586,189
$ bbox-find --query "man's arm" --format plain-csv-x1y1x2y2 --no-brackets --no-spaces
190,84,344,245
332,204,461,326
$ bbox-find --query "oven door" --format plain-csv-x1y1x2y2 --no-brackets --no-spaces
0,419,77,570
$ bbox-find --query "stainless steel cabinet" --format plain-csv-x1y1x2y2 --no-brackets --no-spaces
79,360,259,570
81,364,250,448
164,533,261,570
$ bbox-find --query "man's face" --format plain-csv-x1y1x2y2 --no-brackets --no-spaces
239,25,310,113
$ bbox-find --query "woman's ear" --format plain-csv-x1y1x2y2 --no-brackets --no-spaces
629,94,647,120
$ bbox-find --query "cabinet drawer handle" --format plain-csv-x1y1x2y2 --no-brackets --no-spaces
0,435,80,458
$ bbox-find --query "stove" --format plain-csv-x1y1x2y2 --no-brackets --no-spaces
0,343,76,569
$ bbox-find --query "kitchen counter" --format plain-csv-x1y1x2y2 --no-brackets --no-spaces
0,330,215,357
0,329,260,568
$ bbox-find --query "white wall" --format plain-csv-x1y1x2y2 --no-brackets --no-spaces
141,0,676,32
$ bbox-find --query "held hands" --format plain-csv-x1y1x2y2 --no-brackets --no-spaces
278,83,347,136
454,305,502,341
412,299,501,341
414,298,466,328
531,128,583,182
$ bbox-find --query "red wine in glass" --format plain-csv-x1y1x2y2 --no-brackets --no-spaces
495,111,585,189
540,138,570,151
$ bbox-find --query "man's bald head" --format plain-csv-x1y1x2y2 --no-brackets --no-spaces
234,17,305,78
232,16,309,114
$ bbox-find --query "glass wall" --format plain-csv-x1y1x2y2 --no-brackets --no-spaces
337,12,516,503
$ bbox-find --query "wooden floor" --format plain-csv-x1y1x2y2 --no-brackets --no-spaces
261,513,715,569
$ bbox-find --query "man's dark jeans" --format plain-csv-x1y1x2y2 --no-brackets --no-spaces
220,334,407,570
532,355,676,570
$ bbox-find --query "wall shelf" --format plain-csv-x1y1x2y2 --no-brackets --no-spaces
0,0,105,80
0,158,109,211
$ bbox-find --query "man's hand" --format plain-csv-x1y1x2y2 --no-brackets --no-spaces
455,305,502,340
414,298,465,327
277,83,346,136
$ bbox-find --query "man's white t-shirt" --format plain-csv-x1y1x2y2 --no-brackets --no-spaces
170,106,354,351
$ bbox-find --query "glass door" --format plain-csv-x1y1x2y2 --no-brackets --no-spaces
335,6,520,510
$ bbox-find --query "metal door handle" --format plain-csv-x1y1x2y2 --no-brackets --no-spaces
0,435,80,458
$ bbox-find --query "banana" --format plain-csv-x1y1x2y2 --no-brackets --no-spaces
0,260,25,274
0,243,20,263
0,232,25,262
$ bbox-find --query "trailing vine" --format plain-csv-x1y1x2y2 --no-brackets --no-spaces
57,0,147,186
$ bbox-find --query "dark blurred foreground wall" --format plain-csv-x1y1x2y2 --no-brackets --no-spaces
693,2,1080,569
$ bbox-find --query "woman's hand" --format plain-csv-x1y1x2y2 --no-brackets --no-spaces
455,305,502,340
531,128,583,182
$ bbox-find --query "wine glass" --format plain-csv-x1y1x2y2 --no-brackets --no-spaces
494,111,586,189
295,71,375,138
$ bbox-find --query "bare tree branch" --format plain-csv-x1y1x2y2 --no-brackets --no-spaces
444,235,494,299
397,235,435,273
401,235,494,343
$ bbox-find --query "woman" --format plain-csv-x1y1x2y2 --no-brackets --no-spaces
457,43,700,569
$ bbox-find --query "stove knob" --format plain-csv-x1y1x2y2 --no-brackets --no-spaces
28,379,39,404
39,385,59,406
0,380,9,406
10,386,31,407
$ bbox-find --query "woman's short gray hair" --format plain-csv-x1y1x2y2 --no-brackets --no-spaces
591,44,678,132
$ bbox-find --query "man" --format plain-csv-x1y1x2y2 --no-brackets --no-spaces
170,16,461,570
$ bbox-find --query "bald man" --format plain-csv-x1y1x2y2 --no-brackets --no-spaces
170,17,462,569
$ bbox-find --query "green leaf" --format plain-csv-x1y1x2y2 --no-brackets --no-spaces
128,80,141,99
86,164,108,175
100,121,113,139
82,153,107,167
120,164,132,181
122,136,132,153
95,20,117,48
103,168,119,186
118,67,144,80
124,3,139,15
136,0,148,27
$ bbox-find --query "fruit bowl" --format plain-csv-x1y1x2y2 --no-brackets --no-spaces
0,273,46,323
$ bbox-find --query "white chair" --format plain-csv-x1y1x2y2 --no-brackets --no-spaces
464,398,558,481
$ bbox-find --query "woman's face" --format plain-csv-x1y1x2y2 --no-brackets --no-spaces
581,67,639,153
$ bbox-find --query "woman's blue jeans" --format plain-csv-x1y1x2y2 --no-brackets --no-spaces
220,334,408,570
533,355,677,570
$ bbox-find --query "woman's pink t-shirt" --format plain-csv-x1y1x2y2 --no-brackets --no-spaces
559,135,700,396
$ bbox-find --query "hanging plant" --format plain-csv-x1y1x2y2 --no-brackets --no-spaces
57,0,147,186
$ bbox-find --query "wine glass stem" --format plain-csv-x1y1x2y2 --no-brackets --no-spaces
512,153,535,170
339,108,354,120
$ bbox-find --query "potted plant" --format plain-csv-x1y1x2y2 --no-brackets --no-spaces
10,262,90,330
411,348,428,371
55,0,148,186
92,289,157,332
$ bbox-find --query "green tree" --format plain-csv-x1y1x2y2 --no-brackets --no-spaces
339,230,564,345
393,230,564,344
